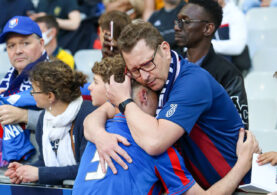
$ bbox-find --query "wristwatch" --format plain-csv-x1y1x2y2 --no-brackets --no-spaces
118,98,134,114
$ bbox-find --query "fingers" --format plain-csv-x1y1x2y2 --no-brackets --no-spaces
237,128,245,144
116,134,131,146
99,155,107,174
103,154,118,174
114,146,132,164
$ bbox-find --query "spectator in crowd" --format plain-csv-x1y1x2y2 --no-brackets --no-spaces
98,10,131,58
103,0,144,19
212,0,251,74
0,0,34,33
0,16,47,162
4,60,95,185
83,21,259,189
242,0,277,14
148,0,186,55
30,0,81,53
74,54,258,194
35,15,75,69
174,0,249,128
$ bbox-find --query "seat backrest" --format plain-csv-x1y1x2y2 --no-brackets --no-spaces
0,52,12,80
248,98,277,130
74,49,102,82
252,48,277,72
247,30,277,57
252,129,277,152
246,7,277,31
245,72,277,99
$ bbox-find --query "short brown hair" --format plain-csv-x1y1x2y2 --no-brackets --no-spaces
92,54,125,83
118,22,164,53
30,60,87,103
35,15,59,35
99,11,131,41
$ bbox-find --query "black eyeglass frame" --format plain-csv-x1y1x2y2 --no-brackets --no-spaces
174,18,209,29
125,46,159,79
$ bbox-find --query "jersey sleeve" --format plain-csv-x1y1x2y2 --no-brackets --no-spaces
157,69,213,134
154,147,195,195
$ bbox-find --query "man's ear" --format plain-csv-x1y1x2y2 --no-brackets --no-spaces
51,28,58,37
203,23,215,37
138,88,148,106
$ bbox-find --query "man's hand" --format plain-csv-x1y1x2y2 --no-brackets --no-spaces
102,31,119,58
257,151,277,166
95,130,132,174
16,165,39,183
236,129,259,169
4,162,23,184
0,105,28,125
106,75,132,106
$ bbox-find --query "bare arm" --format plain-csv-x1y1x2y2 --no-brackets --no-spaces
56,10,81,31
0,105,28,125
83,102,132,174
143,0,155,21
185,129,259,195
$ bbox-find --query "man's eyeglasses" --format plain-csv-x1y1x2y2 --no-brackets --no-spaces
125,46,159,79
174,18,209,29
30,90,44,96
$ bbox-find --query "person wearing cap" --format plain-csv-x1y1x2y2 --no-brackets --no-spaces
0,16,47,138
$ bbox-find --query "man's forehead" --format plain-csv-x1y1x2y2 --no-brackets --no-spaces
179,3,206,18
6,33,34,42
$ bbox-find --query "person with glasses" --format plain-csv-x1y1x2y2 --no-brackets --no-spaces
4,60,95,185
74,54,258,194
83,20,259,193
174,0,249,129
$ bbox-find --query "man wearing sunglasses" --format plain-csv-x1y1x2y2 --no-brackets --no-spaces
84,2,257,193
174,0,248,129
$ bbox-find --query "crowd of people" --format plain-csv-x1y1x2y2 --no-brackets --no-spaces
0,0,277,194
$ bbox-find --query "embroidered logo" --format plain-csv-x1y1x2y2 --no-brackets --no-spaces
166,104,177,118
9,18,18,28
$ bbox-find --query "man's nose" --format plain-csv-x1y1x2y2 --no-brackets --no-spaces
140,69,150,81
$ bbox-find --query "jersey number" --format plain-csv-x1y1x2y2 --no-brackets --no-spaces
85,151,107,180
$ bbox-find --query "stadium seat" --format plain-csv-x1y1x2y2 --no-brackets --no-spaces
246,7,277,31
247,30,277,57
252,48,277,72
248,97,277,130
0,52,12,80
252,129,277,152
74,49,102,82
244,72,277,99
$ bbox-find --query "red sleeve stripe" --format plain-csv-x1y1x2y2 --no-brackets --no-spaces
167,147,190,186
190,124,232,178
219,23,229,28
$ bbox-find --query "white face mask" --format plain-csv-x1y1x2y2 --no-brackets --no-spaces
42,29,53,46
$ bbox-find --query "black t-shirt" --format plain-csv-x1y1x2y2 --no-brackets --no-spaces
148,1,186,53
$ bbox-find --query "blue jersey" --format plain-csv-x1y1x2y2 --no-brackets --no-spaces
157,59,249,188
73,114,195,195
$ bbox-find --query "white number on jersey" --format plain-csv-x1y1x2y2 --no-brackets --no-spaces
85,151,108,180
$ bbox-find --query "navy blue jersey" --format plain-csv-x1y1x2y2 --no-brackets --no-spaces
73,114,195,195
157,59,249,188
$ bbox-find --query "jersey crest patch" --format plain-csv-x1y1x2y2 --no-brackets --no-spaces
166,104,177,118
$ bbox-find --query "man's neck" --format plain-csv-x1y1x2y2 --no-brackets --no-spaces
186,41,211,63
45,39,58,56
